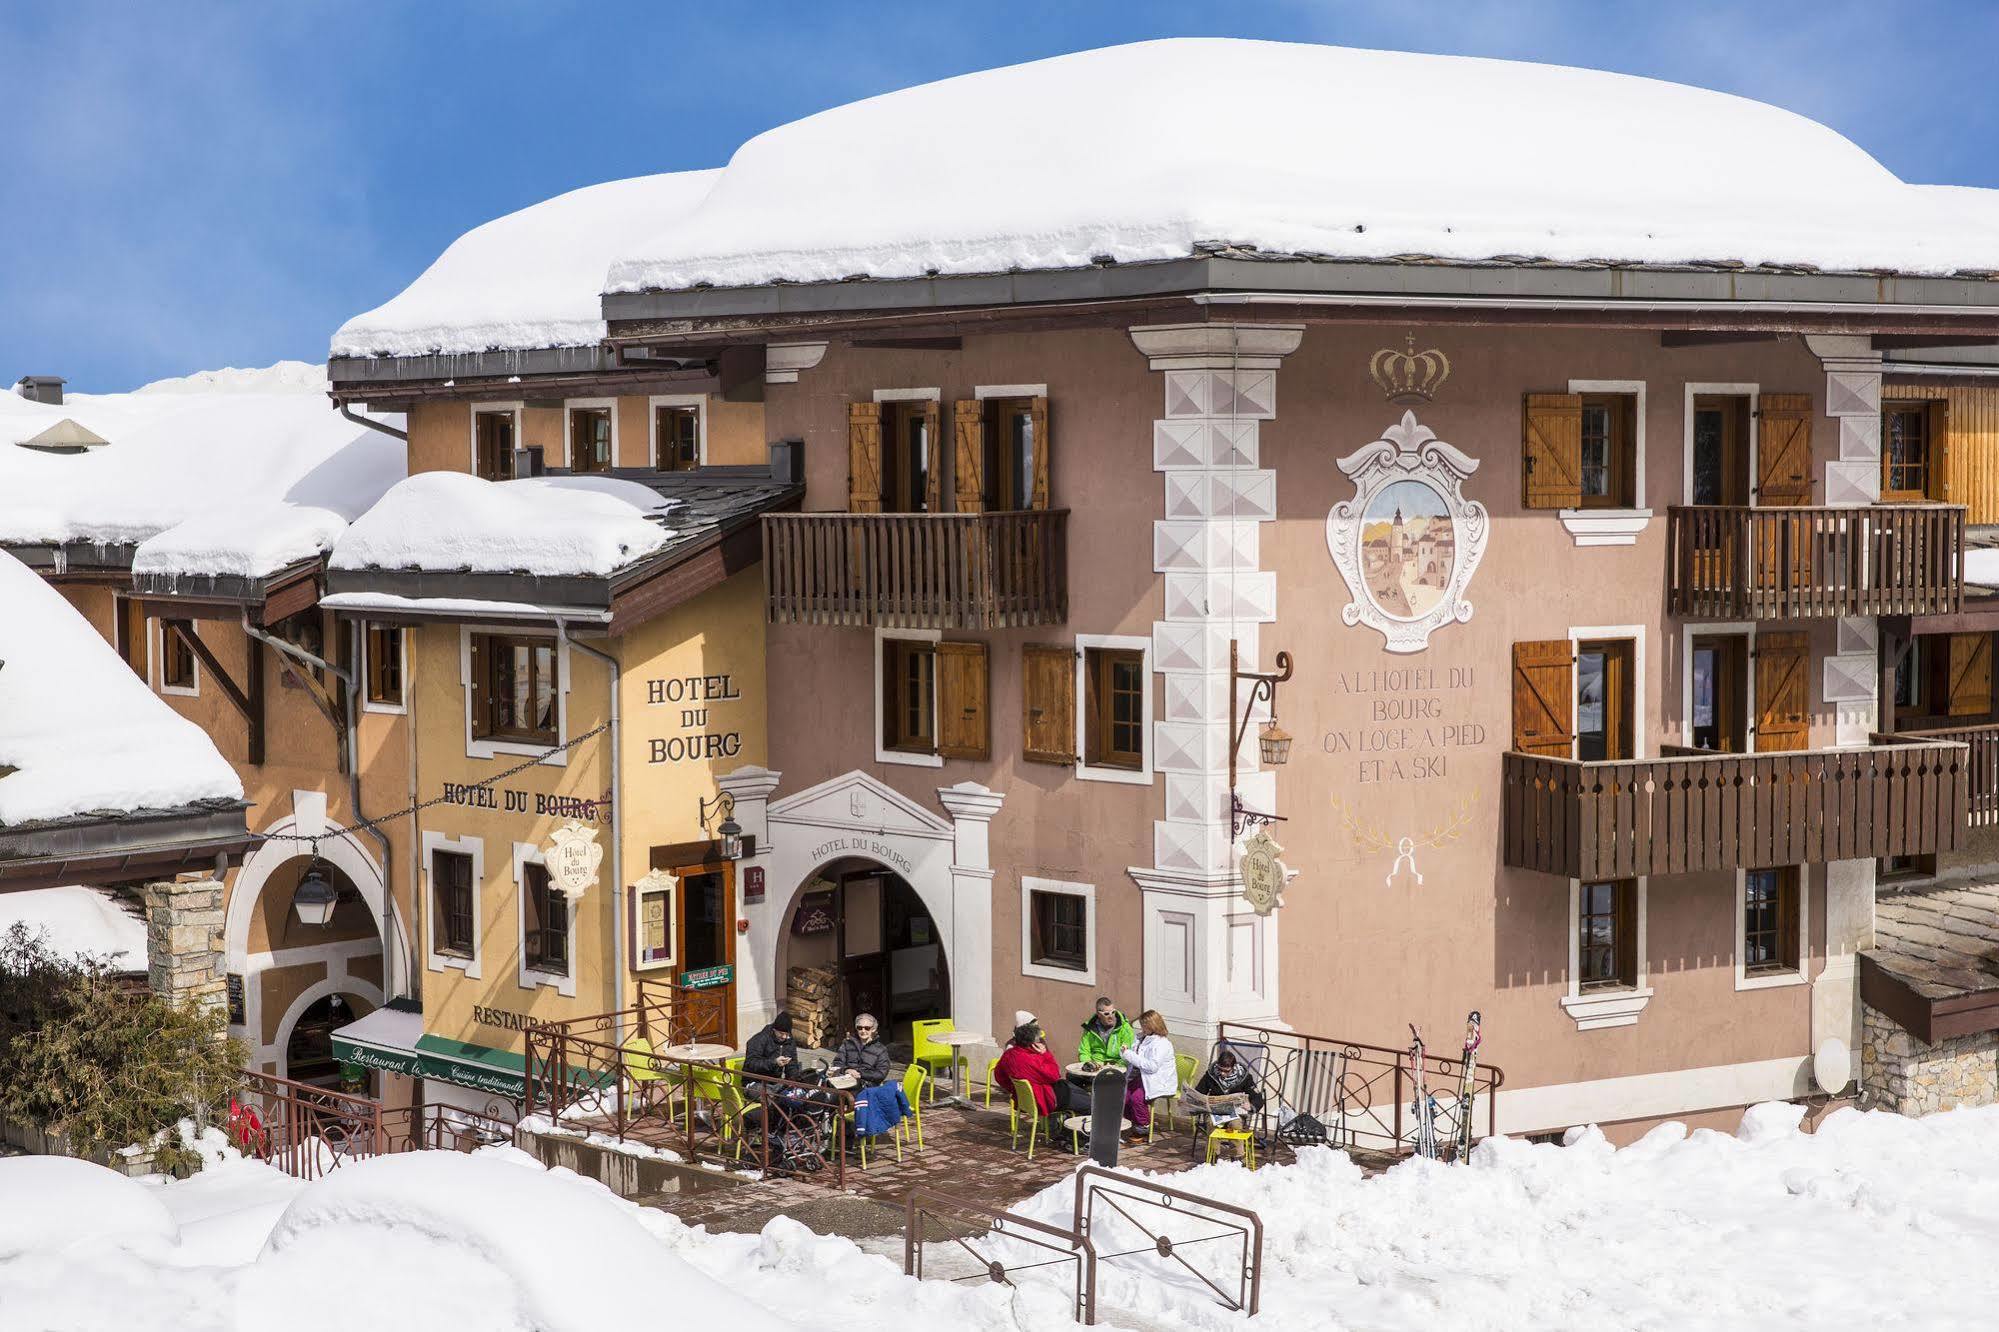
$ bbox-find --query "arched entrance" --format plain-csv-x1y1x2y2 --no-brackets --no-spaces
282,991,376,1090
776,856,951,1056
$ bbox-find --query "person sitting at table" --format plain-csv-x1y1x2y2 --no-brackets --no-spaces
1118,1010,1178,1146
1076,995,1135,1067
1194,1046,1265,1112
832,1013,891,1086
742,1011,799,1096
995,1021,1090,1116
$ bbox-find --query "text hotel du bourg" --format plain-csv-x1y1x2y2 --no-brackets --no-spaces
646,673,744,764
1321,665,1486,783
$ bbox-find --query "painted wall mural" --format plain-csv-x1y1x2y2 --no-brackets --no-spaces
1327,411,1489,655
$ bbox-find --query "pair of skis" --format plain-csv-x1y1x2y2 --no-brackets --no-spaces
1407,1010,1482,1162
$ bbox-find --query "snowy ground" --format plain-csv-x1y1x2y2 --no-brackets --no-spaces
6,1103,1999,1331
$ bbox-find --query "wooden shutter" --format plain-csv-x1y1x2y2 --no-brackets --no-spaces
1029,396,1051,510
1756,394,1813,507
1754,631,1811,752
1926,398,1952,502
469,634,489,736
936,641,990,760
847,402,883,513
1521,394,1582,510
921,399,943,513
1614,879,1638,985
1947,633,1992,717
1511,640,1575,757
953,401,985,513
1776,869,1801,969
1022,643,1076,764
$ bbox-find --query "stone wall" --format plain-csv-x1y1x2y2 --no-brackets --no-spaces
144,876,227,1018
1862,1003,1999,1115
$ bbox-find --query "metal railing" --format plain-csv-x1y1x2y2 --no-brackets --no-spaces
1885,723,1999,827
1072,1166,1263,1317
230,1070,384,1179
905,1191,1099,1324
381,1101,518,1154
763,509,1069,629
1666,503,1964,619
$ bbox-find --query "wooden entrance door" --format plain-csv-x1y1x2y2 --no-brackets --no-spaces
837,871,889,1035
676,863,737,1045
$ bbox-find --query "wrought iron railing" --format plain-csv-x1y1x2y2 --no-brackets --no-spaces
230,1070,384,1179
763,509,1069,629
1666,503,1964,619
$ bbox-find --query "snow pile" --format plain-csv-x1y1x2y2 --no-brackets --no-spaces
332,170,720,358
0,1157,179,1260
0,362,404,577
331,472,675,576
0,551,242,824
1,884,147,968
1963,547,1999,587
606,39,1999,293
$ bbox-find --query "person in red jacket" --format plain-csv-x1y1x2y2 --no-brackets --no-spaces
994,1020,1090,1116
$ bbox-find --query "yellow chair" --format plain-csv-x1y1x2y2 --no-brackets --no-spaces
895,1065,929,1158
911,1019,958,1102
686,1062,731,1133
983,1057,1004,1110
621,1036,678,1118
1147,1052,1200,1139
1206,1125,1256,1169
1010,1079,1045,1160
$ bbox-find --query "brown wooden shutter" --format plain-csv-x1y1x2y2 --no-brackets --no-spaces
1927,398,1952,502
1511,640,1575,757
1522,394,1582,510
1756,394,1813,507
1022,643,1076,765
1029,396,1051,510
1947,633,1992,717
953,401,985,513
1754,630,1811,752
1776,869,1801,969
921,399,943,513
848,402,883,513
1615,879,1638,984
469,634,489,736
936,640,990,760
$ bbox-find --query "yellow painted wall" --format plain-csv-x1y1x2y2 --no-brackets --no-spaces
405,392,766,477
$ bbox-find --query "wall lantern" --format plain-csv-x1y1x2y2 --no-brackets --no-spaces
1229,639,1296,837
291,856,339,928
700,792,746,861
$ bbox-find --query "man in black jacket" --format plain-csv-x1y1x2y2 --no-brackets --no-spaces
744,1010,799,1090
833,1013,892,1086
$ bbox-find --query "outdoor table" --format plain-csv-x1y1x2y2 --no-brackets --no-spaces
657,1042,735,1063
932,1029,989,1097
826,1072,858,1091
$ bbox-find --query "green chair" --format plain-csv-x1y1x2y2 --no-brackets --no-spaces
686,1062,732,1134
1010,1079,1045,1160
895,1065,929,1159
911,1019,957,1102
983,1057,1003,1110
622,1036,682,1121
1152,1052,1199,1138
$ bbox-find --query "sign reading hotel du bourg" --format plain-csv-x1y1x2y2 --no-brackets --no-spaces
646,672,745,764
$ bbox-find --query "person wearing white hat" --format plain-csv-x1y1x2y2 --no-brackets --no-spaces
1014,1009,1037,1029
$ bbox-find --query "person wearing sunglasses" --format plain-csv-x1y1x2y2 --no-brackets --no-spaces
833,1013,891,1087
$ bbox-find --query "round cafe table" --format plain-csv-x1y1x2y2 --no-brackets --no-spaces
658,1042,735,1063
932,1030,989,1098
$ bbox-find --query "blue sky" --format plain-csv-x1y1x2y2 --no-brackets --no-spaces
2,0,1993,391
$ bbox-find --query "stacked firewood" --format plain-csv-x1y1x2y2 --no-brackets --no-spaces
786,965,839,1048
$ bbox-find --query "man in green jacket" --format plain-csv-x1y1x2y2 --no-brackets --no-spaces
1077,996,1135,1065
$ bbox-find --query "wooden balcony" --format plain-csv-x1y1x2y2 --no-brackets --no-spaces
1886,724,1999,827
763,509,1068,630
1666,504,1964,620
1501,740,1967,880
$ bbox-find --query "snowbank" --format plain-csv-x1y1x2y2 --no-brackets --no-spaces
0,884,147,968
330,472,675,576
1964,547,1999,587
606,39,1999,293
332,170,720,358
0,361,404,577
0,1157,178,1260
0,551,242,824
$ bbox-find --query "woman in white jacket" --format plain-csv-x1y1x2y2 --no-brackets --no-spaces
1119,1009,1178,1145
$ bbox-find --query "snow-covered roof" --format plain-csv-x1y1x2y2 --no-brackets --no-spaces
329,473,677,577
603,39,1999,294
332,170,721,359
1,884,147,969
0,361,404,579
0,551,242,826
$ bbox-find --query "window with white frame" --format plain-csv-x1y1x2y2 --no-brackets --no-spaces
156,619,200,697
461,628,569,763
649,394,704,471
1021,876,1095,985
514,842,575,994
875,628,941,768
472,404,521,480
1075,633,1152,785
421,831,484,978
1736,865,1808,989
364,623,406,712
1561,875,1652,1029
564,399,617,473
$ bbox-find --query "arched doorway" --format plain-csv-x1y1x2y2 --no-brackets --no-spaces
777,856,950,1057
284,991,375,1091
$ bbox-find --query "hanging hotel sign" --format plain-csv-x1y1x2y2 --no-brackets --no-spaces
1239,827,1290,915
1326,410,1489,655
545,820,602,897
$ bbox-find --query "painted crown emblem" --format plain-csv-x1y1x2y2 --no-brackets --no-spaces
1369,335,1451,403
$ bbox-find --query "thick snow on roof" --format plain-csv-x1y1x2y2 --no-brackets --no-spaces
330,472,675,577
0,551,242,825
332,170,721,359
606,39,1999,293
1,884,147,969
0,362,404,578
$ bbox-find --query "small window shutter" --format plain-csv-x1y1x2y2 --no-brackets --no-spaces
1029,396,1051,510
921,399,943,513
1521,394,1582,510
1756,394,1813,507
1511,640,1575,757
1615,879,1638,983
936,641,990,760
1754,631,1811,752
1776,870,1801,969
1947,633,1992,717
953,401,985,513
1022,643,1076,764
848,402,883,513
469,635,488,735
1926,398,1952,502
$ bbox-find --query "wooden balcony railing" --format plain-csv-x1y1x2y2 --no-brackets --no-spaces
763,509,1068,630
1502,740,1967,880
1666,504,1964,620
1884,724,1999,827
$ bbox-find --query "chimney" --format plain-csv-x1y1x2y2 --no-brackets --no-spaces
15,376,65,406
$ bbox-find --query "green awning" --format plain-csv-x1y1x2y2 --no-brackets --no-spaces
331,1003,424,1080
332,1009,612,1101
415,1033,530,1099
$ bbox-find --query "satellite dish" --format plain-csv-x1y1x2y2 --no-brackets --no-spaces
1813,1038,1851,1095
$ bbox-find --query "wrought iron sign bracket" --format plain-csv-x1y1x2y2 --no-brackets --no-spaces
1228,638,1295,837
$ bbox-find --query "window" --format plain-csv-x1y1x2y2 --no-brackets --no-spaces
1937,632,1993,719
1577,879,1637,990
474,408,516,481
569,405,613,474
160,621,197,692
876,634,988,764
983,397,1039,511
365,624,404,708
654,403,700,471
522,862,569,975
1882,403,1931,500
472,634,558,744
1690,394,1751,506
433,849,475,958
1574,639,1634,762
1084,647,1145,770
1689,633,1748,753
1577,394,1637,509
1894,637,1927,715
1030,889,1087,970
882,399,935,512
269,608,326,686
1742,867,1800,976
881,637,937,754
